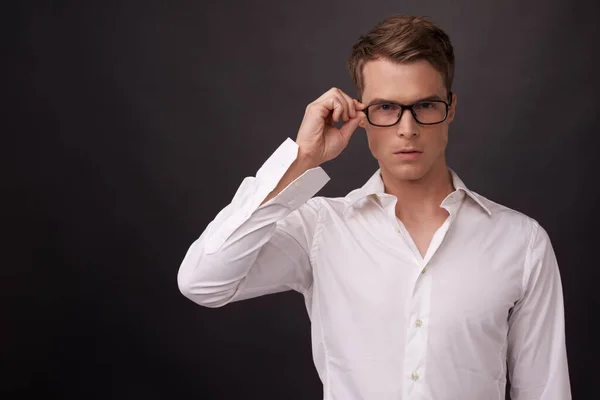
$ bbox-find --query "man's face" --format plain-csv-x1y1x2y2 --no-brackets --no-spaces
359,58,456,182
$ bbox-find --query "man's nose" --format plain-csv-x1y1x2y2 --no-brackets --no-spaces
396,108,419,138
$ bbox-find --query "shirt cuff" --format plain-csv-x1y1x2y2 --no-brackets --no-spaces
261,166,330,210
204,138,329,254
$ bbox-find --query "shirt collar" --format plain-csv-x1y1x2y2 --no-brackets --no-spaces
344,168,492,216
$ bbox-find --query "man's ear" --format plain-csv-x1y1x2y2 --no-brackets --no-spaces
447,92,457,123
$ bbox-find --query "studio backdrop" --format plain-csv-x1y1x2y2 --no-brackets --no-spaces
7,0,599,399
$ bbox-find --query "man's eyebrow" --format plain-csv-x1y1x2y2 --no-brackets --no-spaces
368,95,444,106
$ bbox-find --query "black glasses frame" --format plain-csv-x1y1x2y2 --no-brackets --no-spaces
364,92,453,127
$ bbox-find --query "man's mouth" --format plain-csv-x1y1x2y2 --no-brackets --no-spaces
394,149,423,154
393,149,423,159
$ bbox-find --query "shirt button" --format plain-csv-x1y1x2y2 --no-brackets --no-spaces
415,319,423,327
293,180,301,187
411,372,420,381
421,267,427,274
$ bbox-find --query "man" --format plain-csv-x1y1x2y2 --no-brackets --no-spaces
177,14,571,400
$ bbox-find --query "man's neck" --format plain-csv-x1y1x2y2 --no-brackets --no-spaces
381,163,454,221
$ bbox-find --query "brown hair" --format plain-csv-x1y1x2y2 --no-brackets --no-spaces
348,15,455,100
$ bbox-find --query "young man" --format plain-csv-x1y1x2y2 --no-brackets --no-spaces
177,14,571,400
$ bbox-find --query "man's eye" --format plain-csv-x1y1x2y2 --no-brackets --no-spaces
378,103,398,111
415,102,435,109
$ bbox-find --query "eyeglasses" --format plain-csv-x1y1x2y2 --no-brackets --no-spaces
364,94,453,127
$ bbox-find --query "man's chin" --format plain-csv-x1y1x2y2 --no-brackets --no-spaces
383,163,426,182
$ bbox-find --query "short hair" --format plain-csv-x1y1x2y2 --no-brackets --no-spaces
348,15,455,99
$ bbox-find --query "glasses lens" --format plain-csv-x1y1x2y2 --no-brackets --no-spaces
412,101,447,124
367,103,402,126
367,101,448,125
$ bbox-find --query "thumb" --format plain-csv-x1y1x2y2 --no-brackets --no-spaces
339,112,364,143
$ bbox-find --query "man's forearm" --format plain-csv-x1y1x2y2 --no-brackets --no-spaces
261,151,319,206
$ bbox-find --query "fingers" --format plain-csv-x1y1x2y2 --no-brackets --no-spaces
339,90,356,119
339,111,366,142
331,96,349,123
353,98,367,111
311,87,364,123
325,92,348,123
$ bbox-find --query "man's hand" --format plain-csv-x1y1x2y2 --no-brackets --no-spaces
260,88,366,205
296,87,366,168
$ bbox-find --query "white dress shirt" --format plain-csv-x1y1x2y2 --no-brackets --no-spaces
178,138,571,400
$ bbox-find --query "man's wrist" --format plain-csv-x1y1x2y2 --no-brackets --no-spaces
296,149,321,171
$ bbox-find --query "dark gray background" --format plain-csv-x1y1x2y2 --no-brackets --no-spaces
6,0,599,398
